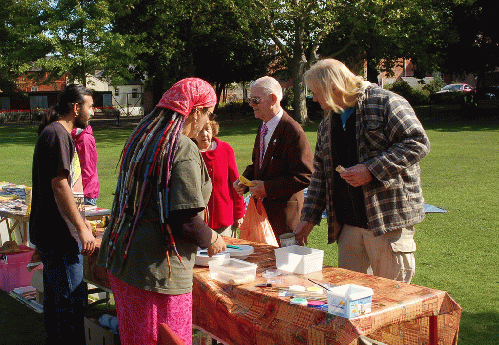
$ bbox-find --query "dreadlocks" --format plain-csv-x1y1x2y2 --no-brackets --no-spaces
104,108,186,276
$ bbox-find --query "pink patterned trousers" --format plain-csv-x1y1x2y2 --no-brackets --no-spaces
108,273,192,345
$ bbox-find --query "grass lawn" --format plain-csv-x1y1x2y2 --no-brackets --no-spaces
0,106,498,344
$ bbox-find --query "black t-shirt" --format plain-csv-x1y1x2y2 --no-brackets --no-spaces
29,122,79,251
331,112,368,229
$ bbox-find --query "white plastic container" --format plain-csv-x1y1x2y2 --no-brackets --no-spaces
326,284,374,318
274,245,324,274
195,250,230,267
208,258,257,285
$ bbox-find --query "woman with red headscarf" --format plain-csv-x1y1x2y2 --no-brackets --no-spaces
97,78,226,345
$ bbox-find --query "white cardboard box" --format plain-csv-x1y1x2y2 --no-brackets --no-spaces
84,315,119,345
326,284,374,318
274,245,324,274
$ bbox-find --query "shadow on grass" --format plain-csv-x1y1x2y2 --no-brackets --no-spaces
416,105,499,132
0,290,46,345
459,310,499,344
2,106,497,147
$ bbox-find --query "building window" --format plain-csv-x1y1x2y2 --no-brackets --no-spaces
115,87,119,96
132,88,138,99
31,86,38,92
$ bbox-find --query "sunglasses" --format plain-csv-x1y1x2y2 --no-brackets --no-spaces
246,97,262,105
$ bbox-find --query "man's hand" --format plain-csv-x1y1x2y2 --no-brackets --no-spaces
233,179,247,196
340,164,372,187
294,221,315,245
249,180,266,199
79,223,96,256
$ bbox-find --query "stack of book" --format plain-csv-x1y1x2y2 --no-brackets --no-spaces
10,286,43,313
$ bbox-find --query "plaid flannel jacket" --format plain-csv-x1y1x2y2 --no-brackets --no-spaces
301,83,430,243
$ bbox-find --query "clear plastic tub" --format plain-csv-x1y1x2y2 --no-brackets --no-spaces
208,258,257,285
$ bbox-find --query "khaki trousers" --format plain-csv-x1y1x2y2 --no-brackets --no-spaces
338,224,416,283
214,224,238,238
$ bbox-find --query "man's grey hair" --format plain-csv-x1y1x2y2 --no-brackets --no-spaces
250,76,283,102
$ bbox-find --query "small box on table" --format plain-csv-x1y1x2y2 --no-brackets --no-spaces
274,245,324,274
326,284,374,318
0,246,37,292
208,258,257,285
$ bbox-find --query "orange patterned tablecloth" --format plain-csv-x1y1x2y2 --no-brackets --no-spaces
84,233,461,345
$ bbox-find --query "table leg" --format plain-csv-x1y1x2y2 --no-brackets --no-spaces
429,315,438,345
7,218,21,242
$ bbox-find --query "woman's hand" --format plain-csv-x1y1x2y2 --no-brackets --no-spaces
234,218,244,229
207,231,226,256
293,221,315,245
233,179,247,196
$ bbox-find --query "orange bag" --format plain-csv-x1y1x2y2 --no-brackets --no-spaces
239,196,278,247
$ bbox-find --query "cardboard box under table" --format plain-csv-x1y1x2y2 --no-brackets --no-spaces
84,234,462,345
85,311,120,345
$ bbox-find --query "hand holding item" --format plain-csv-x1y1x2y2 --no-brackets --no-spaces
207,231,226,257
339,163,372,187
233,179,247,196
293,220,315,245
239,175,256,187
249,180,266,199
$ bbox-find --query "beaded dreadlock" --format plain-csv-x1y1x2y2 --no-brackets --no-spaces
103,78,217,278
103,108,186,277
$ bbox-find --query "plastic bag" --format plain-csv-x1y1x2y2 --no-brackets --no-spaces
239,196,278,247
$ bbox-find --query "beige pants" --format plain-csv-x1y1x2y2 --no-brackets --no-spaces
338,224,416,283
214,225,238,238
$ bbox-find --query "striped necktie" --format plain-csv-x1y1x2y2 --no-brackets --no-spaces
259,123,268,168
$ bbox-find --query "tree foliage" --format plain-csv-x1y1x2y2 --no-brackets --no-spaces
233,0,452,122
438,0,499,86
36,0,138,87
110,0,268,105
319,0,447,81
0,0,49,93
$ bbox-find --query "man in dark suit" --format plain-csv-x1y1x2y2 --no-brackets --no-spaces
234,76,313,243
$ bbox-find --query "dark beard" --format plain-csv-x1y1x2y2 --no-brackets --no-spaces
74,114,88,129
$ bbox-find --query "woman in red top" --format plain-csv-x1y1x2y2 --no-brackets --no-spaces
196,120,246,237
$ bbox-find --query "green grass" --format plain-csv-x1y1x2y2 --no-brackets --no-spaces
1,107,499,344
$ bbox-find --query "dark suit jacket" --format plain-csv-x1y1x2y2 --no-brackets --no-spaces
242,112,313,241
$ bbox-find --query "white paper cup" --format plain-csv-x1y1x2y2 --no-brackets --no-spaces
279,232,296,247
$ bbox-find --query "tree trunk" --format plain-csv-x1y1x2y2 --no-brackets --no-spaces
290,14,308,124
291,63,307,124
366,59,379,84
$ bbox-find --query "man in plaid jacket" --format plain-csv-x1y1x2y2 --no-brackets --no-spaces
294,59,430,283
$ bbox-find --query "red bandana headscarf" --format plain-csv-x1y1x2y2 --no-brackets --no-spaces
156,78,217,116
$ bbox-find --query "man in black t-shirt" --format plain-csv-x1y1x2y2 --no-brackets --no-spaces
29,84,96,345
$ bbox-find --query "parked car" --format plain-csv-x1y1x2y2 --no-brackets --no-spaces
436,83,475,94
431,83,475,106
473,85,499,112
